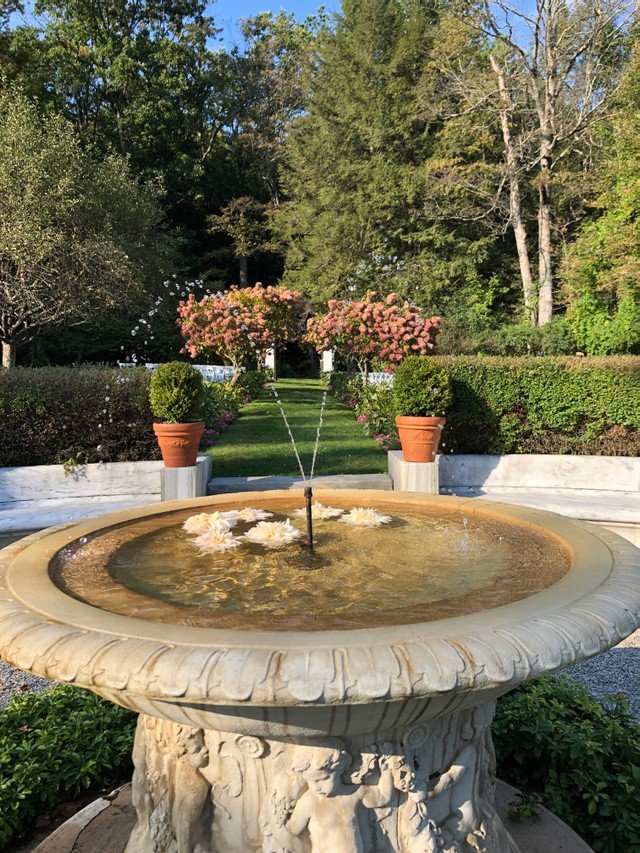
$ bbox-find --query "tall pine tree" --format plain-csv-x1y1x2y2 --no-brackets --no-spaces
280,0,499,315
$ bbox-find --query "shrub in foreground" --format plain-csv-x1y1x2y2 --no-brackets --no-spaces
149,361,204,423
0,685,136,848
494,675,640,853
392,356,453,417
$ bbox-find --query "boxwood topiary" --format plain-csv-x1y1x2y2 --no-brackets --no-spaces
393,356,453,417
149,361,204,423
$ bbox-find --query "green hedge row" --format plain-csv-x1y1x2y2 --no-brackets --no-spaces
0,367,270,468
0,367,158,467
440,356,639,455
333,356,640,456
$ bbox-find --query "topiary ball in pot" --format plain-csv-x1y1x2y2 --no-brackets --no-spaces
392,356,453,463
150,362,205,468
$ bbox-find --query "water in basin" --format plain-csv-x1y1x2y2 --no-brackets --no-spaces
50,499,570,631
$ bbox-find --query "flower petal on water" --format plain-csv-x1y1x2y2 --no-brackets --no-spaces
293,501,344,520
339,507,392,527
183,512,236,534
244,519,302,549
234,507,274,522
192,530,241,553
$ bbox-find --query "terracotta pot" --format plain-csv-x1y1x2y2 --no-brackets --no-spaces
395,415,446,463
153,422,205,468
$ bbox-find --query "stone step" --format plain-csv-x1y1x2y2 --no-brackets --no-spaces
208,473,392,494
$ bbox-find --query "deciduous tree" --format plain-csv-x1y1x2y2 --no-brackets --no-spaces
0,91,170,368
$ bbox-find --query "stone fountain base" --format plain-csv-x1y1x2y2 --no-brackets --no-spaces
123,701,516,853
31,779,595,853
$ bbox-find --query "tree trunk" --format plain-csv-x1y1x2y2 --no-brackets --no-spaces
2,340,16,369
239,256,249,288
537,148,554,325
490,56,537,325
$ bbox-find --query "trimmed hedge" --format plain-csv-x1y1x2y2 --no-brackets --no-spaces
331,356,640,456
0,685,136,848
441,356,640,455
0,367,270,467
0,367,158,468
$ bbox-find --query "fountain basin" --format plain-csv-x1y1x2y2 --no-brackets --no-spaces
0,491,638,852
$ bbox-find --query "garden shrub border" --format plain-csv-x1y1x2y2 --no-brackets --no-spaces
0,367,269,468
330,356,640,456
0,685,136,849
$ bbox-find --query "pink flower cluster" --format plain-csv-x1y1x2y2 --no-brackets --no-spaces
202,410,237,448
177,284,306,373
305,292,440,373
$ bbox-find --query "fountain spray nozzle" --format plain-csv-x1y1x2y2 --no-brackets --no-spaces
304,486,314,553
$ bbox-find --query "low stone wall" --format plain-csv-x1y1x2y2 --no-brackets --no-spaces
389,452,640,545
0,456,211,532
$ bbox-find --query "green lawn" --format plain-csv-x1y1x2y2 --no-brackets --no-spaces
208,378,387,477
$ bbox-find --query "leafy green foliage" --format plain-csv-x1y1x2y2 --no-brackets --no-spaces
560,39,640,355
392,357,453,417
0,685,136,849
233,369,271,402
0,90,172,367
149,362,204,423
330,356,640,455
280,0,502,311
493,676,640,852
0,367,159,466
356,384,399,451
441,356,640,454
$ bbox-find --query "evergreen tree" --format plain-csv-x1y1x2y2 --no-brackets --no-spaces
280,0,499,315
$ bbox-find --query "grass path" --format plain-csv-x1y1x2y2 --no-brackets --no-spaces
208,378,387,477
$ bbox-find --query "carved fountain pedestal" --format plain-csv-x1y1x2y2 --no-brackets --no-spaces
0,491,638,853
126,701,513,853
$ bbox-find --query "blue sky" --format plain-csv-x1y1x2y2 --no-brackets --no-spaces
11,1,340,48
209,0,338,47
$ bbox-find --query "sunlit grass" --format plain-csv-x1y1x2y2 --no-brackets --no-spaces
208,378,386,477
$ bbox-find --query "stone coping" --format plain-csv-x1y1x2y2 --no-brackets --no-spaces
0,457,210,532
0,491,638,713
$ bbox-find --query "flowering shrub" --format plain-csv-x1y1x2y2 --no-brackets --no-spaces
306,292,440,380
177,284,306,377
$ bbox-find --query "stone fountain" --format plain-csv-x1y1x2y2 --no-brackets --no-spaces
0,489,638,853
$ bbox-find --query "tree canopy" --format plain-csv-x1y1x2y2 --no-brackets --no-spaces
0,0,638,363
0,90,170,367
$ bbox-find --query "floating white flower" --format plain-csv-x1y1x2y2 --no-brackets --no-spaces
193,530,240,553
182,512,236,535
339,507,392,528
234,507,274,522
244,519,302,549
294,501,344,520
